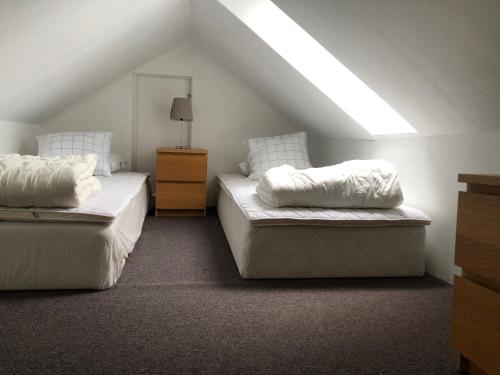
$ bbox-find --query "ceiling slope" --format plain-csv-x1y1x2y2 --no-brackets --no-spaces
0,0,189,124
2,0,499,139
191,0,373,140
192,0,500,139
274,0,500,137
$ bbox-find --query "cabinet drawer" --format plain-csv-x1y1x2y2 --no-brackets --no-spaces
452,276,500,374
156,182,206,209
456,192,500,284
157,154,207,182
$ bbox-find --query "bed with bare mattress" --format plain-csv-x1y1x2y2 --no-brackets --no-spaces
0,172,150,290
216,173,431,279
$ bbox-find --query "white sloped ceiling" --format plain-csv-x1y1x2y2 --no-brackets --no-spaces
0,0,189,124
192,0,500,139
2,0,499,140
191,0,373,140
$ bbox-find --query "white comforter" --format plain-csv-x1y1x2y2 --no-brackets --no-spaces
256,160,404,208
0,153,101,208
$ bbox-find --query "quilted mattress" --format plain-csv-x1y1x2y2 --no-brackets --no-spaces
217,173,431,279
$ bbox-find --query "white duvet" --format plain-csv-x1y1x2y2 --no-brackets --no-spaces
0,153,101,208
256,160,404,208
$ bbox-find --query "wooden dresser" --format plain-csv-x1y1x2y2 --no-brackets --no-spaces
155,147,208,217
452,174,500,375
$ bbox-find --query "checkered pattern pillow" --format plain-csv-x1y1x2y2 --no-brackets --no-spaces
246,132,312,180
37,131,112,176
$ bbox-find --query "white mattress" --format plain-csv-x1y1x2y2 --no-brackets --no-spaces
0,173,150,290
0,172,149,223
218,173,431,227
217,173,430,279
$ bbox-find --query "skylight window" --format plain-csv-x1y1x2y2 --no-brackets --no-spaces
218,0,417,135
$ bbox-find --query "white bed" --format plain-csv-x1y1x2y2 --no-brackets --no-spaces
0,172,150,290
217,173,431,279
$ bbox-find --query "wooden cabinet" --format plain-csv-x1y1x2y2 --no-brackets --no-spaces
452,174,500,375
155,148,207,217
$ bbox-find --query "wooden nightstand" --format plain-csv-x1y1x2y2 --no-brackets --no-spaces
155,147,208,217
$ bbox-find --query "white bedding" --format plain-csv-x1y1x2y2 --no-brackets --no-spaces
257,160,403,208
0,153,101,208
219,173,430,227
0,172,149,223
217,173,430,279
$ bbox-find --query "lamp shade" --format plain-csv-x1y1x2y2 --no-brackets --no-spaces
170,97,193,121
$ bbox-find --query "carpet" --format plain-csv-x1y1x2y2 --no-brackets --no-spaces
0,214,457,374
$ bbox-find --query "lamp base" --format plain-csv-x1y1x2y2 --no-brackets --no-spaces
176,121,191,149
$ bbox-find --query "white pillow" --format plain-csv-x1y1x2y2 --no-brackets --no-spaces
37,131,112,176
246,132,312,180
109,152,126,173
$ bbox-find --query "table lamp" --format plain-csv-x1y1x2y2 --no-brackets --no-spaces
170,96,193,149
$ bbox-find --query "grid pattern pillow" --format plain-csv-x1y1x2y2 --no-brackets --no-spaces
246,132,312,180
37,131,112,176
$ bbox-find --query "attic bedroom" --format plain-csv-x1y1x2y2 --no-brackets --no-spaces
1,0,499,374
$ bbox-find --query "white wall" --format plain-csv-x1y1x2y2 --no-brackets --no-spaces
135,75,192,187
43,42,300,204
44,76,134,164
308,138,375,167
374,132,500,284
0,121,40,154
314,132,500,284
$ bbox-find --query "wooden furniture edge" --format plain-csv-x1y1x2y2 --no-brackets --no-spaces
463,271,500,294
157,147,207,155
458,174,500,187
156,209,206,217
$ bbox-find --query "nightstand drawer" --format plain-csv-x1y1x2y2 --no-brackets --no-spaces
156,182,206,209
452,276,500,374
157,154,207,182
456,192,500,283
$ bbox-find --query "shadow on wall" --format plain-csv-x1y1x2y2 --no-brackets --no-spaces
0,121,40,155
308,138,376,167
22,136,39,155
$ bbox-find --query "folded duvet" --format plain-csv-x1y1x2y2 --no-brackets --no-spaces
256,160,404,208
0,154,101,208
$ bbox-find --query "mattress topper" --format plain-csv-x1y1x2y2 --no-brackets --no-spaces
0,172,149,223
217,173,431,227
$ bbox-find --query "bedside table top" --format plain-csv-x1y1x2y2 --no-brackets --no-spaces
157,147,207,155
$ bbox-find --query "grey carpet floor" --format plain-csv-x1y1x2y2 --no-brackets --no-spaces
0,214,457,375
